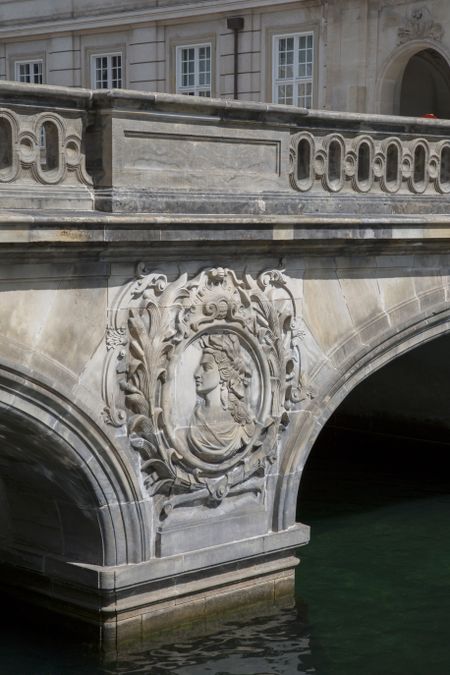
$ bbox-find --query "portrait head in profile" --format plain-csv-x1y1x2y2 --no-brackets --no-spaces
187,333,255,463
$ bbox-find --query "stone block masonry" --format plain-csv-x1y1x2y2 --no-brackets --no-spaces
0,82,450,646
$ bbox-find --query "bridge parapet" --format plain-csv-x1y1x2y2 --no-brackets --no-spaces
0,82,449,218
87,89,450,216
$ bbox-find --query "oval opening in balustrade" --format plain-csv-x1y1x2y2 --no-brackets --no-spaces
327,139,342,190
439,145,450,192
413,143,427,191
40,121,59,172
297,138,312,187
0,117,13,172
357,141,371,188
385,143,399,191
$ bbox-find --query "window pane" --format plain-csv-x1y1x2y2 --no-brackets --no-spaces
111,55,122,88
16,61,44,84
178,43,211,96
19,64,30,83
33,62,43,84
94,54,122,89
274,33,313,107
278,37,294,80
277,84,293,105
95,57,108,88
298,81,312,108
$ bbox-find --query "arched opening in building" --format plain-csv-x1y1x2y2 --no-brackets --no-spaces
296,332,450,673
400,48,450,118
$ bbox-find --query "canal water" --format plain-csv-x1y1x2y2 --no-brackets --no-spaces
2,424,450,675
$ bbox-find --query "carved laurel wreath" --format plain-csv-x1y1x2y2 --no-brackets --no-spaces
104,266,303,515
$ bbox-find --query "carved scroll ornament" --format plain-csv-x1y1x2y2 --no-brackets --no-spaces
105,266,303,515
398,8,444,44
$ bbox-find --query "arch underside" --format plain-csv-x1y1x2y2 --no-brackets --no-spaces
0,406,104,566
276,290,450,532
0,365,150,581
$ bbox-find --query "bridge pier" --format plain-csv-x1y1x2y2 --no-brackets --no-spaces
0,83,450,644
0,546,303,646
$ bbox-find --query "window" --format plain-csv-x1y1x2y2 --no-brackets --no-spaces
91,53,122,89
15,60,43,84
273,33,314,108
176,44,211,97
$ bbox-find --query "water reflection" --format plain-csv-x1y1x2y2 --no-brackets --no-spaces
104,607,315,674
4,424,450,674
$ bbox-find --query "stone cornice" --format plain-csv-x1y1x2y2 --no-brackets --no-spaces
0,0,307,40
1,211,450,256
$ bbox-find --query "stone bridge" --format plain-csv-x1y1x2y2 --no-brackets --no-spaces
1,82,450,644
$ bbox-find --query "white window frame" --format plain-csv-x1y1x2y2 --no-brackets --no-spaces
176,43,212,97
272,32,314,108
90,52,123,89
15,59,43,84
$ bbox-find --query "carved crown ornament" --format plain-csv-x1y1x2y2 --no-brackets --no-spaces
103,266,306,517
398,7,444,45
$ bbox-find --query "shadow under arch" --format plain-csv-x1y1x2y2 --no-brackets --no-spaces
376,41,450,115
0,362,150,572
275,306,450,532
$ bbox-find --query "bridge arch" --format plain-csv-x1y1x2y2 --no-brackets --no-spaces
376,41,450,116
275,293,450,532
0,361,150,571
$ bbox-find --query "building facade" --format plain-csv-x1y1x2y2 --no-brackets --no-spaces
0,0,449,116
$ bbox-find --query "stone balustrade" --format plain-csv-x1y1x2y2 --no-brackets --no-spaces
0,109,91,188
289,131,450,195
0,82,449,215
0,82,93,210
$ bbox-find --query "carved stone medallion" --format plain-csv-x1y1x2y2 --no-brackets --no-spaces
104,266,303,515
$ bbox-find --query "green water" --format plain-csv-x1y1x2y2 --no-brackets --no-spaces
298,477,450,675
2,431,450,674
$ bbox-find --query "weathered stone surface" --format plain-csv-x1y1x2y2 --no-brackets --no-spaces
0,85,450,644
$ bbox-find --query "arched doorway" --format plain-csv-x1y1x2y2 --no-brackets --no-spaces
400,48,450,117
377,44,450,116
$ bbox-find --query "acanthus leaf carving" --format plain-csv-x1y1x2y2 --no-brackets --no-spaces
106,326,127,351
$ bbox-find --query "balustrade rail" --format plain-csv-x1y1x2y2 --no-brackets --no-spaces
0,107,91,187
289,131,450,195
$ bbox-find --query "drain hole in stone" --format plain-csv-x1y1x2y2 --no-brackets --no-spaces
297,138,311,183
40,121,59,172
440,145,450,189
414,144,426,188
0,117,13,171
385,143,399,188
328,140,342,187
357,142,370,185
